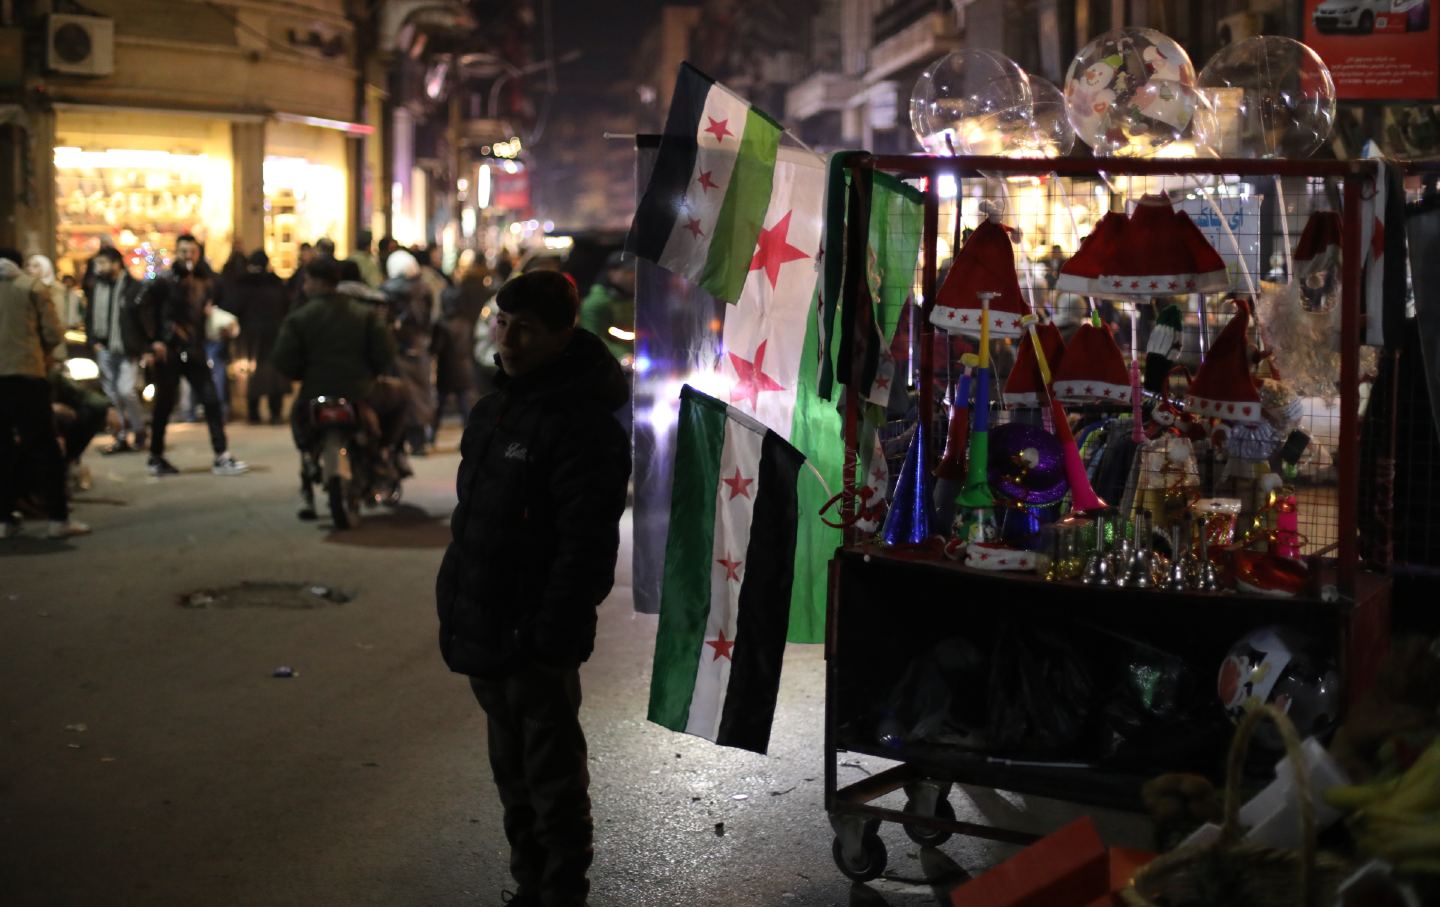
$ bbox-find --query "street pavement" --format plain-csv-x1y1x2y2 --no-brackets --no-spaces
1,421,1146,906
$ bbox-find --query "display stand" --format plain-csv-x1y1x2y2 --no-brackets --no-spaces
824,155,1393,883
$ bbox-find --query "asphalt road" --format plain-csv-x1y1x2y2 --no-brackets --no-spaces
1,421,1146,907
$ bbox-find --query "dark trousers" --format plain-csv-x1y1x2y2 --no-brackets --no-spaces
470,665,592,907
431,387,475,438
247,392,286,424
0,375,67,521
151,350,227,458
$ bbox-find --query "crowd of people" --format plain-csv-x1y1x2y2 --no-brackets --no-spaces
0,227,603,540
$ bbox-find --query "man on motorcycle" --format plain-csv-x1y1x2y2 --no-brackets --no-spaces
271,257,398,520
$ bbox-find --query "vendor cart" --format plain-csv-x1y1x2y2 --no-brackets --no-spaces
823,154,1396,882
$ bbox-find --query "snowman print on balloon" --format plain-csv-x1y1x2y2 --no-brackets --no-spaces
1064,28,1203,158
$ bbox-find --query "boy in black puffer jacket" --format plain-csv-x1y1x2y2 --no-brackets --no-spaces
437,271,630,907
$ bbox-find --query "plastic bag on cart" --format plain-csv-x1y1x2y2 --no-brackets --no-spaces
876,636,989,749
1091,627,1229,772
986,620,1096,756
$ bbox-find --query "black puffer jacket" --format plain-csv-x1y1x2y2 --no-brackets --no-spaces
436,328,631,678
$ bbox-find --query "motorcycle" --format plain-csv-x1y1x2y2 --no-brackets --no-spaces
300,395,402,529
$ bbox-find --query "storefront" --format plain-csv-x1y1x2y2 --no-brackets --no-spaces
52,107,239,280
263,117,353,276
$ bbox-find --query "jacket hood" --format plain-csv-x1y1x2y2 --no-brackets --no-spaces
27,254,56,285
338,280,386,302
499,327,630,411
0,259,20,280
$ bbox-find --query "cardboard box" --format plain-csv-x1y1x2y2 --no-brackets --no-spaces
950,817,1107,907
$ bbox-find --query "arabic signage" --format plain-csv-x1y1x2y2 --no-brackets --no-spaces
1175,194,1262,289
1303,0,1440,100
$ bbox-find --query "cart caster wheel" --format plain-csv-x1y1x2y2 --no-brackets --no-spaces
903,796,956,846
832,821,887,883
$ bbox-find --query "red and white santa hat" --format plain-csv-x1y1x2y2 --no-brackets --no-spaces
964,540,1040,571
1186,298,1262,424
1003,321,1066,406
1056,211,1128,297
1293,210,1342,284
929,219,1031,339
1052,319,1131,404
1091,196,1229,297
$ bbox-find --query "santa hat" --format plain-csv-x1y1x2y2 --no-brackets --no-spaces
965,540,1040,572
1003,321,1065,406
1143,303,1184,394
1056,211,1128,296
1092,197,1229,297
1186,299,1262,424
929,219,1031,339
1293,210,1341,285
1052,318,1131,404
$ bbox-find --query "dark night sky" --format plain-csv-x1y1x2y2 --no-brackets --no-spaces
550,0,668,100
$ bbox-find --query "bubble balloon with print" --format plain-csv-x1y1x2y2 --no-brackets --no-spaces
1065,28,1197,156
911,50,1033,155
1198,36,1337,159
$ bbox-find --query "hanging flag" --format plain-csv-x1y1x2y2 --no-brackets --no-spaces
627,62,783,304
817,159,923,401
720,146,827,439
649,386,805,753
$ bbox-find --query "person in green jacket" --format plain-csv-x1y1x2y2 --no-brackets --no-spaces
577,252,635,364
271,257,400,519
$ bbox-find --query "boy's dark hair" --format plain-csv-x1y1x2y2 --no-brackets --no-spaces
95,247,124,264
305,256,340,286
175,233,199,247
0,248,21,266
247,249,269,269
496,270,578,332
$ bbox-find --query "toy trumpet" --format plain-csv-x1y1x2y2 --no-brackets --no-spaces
1020,314,1107,516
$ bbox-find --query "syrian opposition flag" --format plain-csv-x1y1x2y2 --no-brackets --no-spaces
628,62,783,304
648,385,804,753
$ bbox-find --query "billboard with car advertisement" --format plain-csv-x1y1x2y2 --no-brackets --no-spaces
1303,0,1439,100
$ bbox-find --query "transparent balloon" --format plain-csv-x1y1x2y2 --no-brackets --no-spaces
1091,80,1210,159
1011,75,1075,158
1066,28,1197,154
911,50,1033,155
1198,36,1337,159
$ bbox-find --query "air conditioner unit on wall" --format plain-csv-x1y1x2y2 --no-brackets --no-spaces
45,15,114,77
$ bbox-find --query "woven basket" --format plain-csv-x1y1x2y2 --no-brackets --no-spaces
1120,704,1352,907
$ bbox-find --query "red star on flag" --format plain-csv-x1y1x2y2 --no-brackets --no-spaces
874,375,891,389
1085,385,1095,394
959,313,970,323
1185,279,1196,289
870,464,886,483
1130,280,1141,289
728,340,784,410
684,217,704,238
1010,318,1021,329
697,170,718,193
1169,281,1180,289
706,629,736,661
717,556,743,582
722,467,754,500
749,211,810,289
704,116,733,142
1149,281,1159,289
994,317,1005,328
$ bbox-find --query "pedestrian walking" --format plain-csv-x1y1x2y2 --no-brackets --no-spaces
83,246,148,453
350,230,383,288
0,248,88,538
228,250,292,424
430,264,485,437
381,250,436,453
137,234,248,477
437,271,631,907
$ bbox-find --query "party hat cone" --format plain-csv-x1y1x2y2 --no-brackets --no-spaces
934,360,975,480
881,415,933,545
